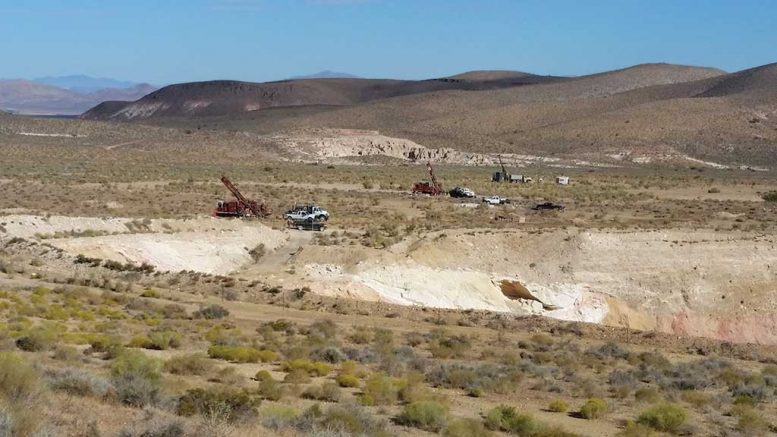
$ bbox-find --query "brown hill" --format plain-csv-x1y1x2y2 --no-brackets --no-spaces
81,73,567,120
695,62,777,103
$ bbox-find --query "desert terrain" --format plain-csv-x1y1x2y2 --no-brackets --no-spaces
0,63,776,436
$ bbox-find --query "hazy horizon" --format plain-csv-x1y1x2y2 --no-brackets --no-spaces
2,0,776,85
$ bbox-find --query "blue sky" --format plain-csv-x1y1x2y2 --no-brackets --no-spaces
1,0,776,84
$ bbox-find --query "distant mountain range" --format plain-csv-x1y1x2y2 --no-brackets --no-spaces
80,63,777,167
33,75,142,93
289,70,361,80
0,75,156,115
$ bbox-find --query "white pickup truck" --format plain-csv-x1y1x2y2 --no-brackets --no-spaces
283,204,330,221
482,196,510,205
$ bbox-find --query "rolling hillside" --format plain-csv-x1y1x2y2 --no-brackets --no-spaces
80,62,777,166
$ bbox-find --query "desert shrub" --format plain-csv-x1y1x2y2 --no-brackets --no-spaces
443,417,494,437
110,349,162,407
140,288,159,298
249,243,266,261
396,400,448,432
307,319,338,339
731,383,769,403
127,335,153,349
260,404,298,430
336,373,361,388
254,370,273,381
0,352,42,403
732,405,771,434
281,359,332,376
634,387,661,403
615,421,656,437
283,369,311,384
548,399,569,413
176,387,259,422
586,342,628,361
429,333,471,359
258,378,284,401
636,403,688,433
310,346,346,364
193,304,229,320
209,366,243,385
302,381,341,402
361,373,401,406
579,398,608,419
15,327,56,351
164,354,212,376
147,330,182,350
679,390,712,409
52,345,81,362
47,367,112,398
160,303,188,319
118,419,185,437
762,191,777,202
485,405,539,435
426,362,522,396
349,328,372,345
534,427,583,437
318,403,387,435
208,345,277,363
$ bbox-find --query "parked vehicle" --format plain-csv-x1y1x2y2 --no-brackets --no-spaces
483,196,510,205
449,186,476,198
283,204,329,221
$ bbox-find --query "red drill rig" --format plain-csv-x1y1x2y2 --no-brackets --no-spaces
213,176,271,218
412,161,444,195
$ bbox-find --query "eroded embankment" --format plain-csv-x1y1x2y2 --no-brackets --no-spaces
298,229,777,344
3,215,775,344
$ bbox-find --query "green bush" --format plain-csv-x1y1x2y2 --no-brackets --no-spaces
0,352,42,403
616,421,656,437
443,418,494,437
254,370,273,381
361,373,401,406
396,400,449,432
548,399,569,413
147,330,182,350
484,405,539,435
258,378,284,401
732,405,771,434
260,404,298,430
15,327,56,351
579,398,608,419
164,354,212,376
0,354,45,437
318,403,387,436
176,387,259,422
281,359,332,376
636,403,688,433
208,345,277,363
110,349,162,407
335,373,360,388
302,381,342,402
